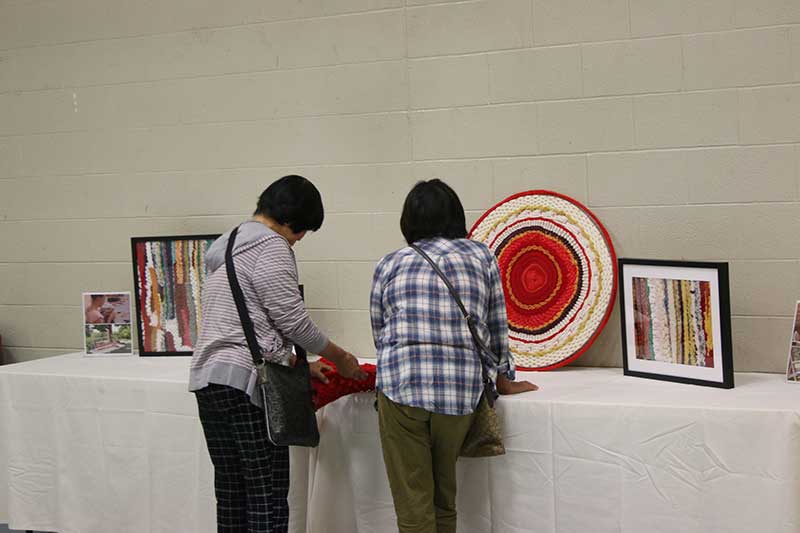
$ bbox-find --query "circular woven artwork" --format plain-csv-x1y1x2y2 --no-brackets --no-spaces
469,190,617,370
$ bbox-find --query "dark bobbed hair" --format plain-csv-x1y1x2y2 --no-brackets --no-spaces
400,179,467,245
254,175,324,233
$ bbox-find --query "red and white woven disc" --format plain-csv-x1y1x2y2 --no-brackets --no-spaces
469,191,617,370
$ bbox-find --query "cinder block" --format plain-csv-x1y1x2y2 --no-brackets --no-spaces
1,175,93,220
0,138,23,178
489,45,582,103
792,27,800,83
410,55,489,109
411,104,538,160
307,309,375,357
0,262,133,306
739,86,800,144
683,28,792,90
633,204,800,260
538,97,634,154
587,151,689,207
533,0,629,45
371,213,407,258
0,0,403,50
586,207,644,258
297,262,340,309
0,305,81,348
686,146,798,203
337,262,378,310
735,0,800,28
634,91,739,148
582,37,682,97
1,11,404,92
410,160,494,210
573,302,622,367
0,90,86,136
730,261,800,317
0,217,240,263
493,155,587,202
298,214,376,261
311,164,415,213
630,0,736,37
732,316,795,373
407,0,532,57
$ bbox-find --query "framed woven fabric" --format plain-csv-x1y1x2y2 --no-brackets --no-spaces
619,259,734,389
469,190,617,371
131,234,220,356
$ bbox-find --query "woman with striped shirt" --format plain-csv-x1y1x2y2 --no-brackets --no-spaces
190,175,366,533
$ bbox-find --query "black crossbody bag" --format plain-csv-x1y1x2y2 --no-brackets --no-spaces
410,244,505,457
225,225,320,447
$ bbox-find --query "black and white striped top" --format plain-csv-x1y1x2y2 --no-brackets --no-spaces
188,221,329,406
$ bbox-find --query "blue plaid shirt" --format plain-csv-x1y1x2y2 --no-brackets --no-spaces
370,237,516,415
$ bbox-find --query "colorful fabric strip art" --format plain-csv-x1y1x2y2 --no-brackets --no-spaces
133,235,217,354
632,277,715,368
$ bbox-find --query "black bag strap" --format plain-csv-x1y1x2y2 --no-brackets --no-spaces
225,225,308,366
409,244,500,402
225,225,263,366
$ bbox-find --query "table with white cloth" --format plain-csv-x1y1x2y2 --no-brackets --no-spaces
1,353,799,533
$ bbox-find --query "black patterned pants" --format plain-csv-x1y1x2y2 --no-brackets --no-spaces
196,384,290,533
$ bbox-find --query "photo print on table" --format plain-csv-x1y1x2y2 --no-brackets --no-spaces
82,292,133,356
619,259,734,388
131,234,220,356
787,301,800,384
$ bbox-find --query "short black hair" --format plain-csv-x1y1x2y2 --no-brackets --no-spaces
254,175,324,233
400,179,467,245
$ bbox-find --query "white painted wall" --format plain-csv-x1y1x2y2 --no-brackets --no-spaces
1,0,798,372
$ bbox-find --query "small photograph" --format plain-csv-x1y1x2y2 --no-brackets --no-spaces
84,324,133,356
631,277,715,368
83,292,131,325
788,345,800,383
787,301,800,383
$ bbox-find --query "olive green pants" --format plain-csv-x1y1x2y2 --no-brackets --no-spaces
377,392,475,533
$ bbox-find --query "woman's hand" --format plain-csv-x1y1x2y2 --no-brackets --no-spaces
309,360,334,383
496,373,538,395
318,341,368,381
336,352,368,381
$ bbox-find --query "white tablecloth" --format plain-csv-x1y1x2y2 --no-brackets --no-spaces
2,354,799,533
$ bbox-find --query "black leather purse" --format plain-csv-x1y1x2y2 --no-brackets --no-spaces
225,225,320,447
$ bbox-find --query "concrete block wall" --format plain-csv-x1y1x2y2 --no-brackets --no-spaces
1,0,798,372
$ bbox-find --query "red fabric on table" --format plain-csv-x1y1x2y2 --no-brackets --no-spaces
311,358,376,410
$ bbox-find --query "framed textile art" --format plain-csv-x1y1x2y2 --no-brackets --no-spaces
468,190,617,371
619,259,734,389
131,234,220,356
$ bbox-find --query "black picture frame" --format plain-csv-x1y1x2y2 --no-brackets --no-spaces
131,234,221,356
619,258,734,389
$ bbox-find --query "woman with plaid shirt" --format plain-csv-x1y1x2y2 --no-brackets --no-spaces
371,179,538,533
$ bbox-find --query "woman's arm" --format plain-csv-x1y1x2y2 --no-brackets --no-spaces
369,257,388,349
252,239,365,380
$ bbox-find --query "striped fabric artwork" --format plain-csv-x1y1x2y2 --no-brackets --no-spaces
632,277,715,368
133,236,217,354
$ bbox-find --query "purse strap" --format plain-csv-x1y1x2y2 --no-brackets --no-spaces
409,243,499,403
224,225,307,366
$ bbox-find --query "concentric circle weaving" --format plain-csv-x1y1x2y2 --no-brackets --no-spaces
469,191,617,370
